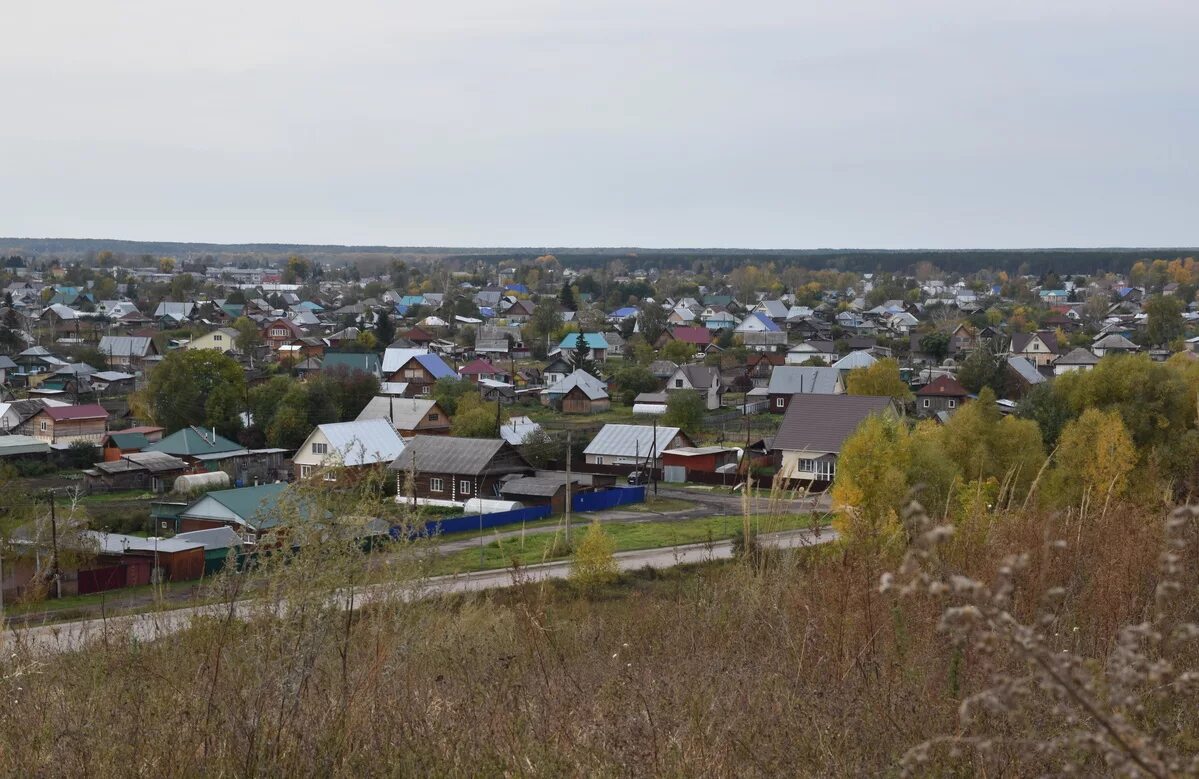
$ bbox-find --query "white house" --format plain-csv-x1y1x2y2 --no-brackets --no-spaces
292,418,405,481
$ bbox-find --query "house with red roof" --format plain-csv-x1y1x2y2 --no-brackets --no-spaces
22,403,108,445
403,326,435,347
261,317,307,351
658,326,713,350
915,375,969,417
458,358,510,384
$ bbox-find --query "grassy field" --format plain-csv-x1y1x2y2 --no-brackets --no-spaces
431,513,813,574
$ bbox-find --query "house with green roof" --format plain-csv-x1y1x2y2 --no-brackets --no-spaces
145,426,289,484
557,332,609,362
322,351,381,377
146,426,242,458
176,483,291,536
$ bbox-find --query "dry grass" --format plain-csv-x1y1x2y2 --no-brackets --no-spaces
0,482,1193,776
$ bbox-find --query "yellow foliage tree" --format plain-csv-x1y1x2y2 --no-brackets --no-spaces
1049,408,1136,510
831,414,911,557
845,358,913,402
570,521,619,592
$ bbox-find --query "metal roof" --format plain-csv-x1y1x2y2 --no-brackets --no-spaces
1006,356,1046,385
388,436,528,476
1055,347,1100,365
583,424,684,459
767,366,841,395
310,418,405,467
356,396,441,429
0,434,51,456
772,395,895,455
500,476,568,497
831,350,878,371
98,335,154,358
146,426,242,456
543,369,608,400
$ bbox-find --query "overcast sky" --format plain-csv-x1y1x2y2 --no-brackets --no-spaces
3,1,1197,249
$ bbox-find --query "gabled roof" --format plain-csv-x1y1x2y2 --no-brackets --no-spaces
357,396,443,429
767,366,842,395
322,351,381,375
772,395,895,454
459,358,498,376
98,335,155,358
544,369,608,400
583,424,686,458
1055,347,1100,366
674,364,720,390
1092,333,1138,350
388,436,530,476
916,375,968,397
558,332,608,350
307,418,405,467
181,483,289,531
104,431,150,450
669,326,712,345
1011,330,1059,354
831,350,878,371
146,426,242,457
735,312,782,332
42,403,107,421
1006,356,1046,386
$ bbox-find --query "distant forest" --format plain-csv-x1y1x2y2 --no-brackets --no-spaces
1,237,1195,277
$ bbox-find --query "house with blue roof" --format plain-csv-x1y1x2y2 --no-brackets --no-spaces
383,350,456,397
608,306,639,322
735,312,788,350
557,332,609,362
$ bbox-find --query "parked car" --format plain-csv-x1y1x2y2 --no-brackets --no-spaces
627,470,649,485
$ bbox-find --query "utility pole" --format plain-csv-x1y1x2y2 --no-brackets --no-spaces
564,430,572,545
47,491,61,600
651,418,658,496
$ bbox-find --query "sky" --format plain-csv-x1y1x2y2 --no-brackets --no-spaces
3,0,1198,249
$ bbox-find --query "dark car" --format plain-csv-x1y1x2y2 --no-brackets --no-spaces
627,470,649,485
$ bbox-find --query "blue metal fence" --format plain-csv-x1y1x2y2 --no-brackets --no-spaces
572,486,646,513
396,486,647,539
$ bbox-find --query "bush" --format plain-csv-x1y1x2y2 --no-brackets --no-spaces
569,521,618,592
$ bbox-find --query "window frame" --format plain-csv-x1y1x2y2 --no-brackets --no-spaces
430,477,444,493
459,480,472,495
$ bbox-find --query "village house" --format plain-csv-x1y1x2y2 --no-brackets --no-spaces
767,366,845,413
356,396,452,436
772,394,897,486
186,327,240,353
665,364,724,410
915,375,969,416
22,403,108,445
1010,330,1060,368
292,418,405,481
1053,347,1100,375
97,335,159,371
542,369,610,414
582,424,693,470
381,349,456,396
389,436,534,502
261,317,308,351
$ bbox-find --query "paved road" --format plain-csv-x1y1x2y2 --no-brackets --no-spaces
5,526,836,656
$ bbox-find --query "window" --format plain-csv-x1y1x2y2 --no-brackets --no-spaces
428,413,439,421
595,457,604,465
675,379,683,388
948,399,957,409
798,458,815,473
815,459,836,479
419,385,430,395
776,398,785,409
271,328,287,337
312,442,328,454
300,465,313,478
213,334,222,341
40,420,48,432
459,480,471,495
323,471,336,482
404,368,421,378
922,398,931,408
430,477,444,492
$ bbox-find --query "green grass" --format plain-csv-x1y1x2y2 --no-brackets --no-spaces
3,579,199,620
431,513,813,575
619,497,696,513
79,489,155,504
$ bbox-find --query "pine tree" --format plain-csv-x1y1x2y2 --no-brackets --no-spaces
559,282,577,311
375,308,395,346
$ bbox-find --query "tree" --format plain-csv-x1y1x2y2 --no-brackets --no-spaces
520,428,566,468
141,349,246,436
956,341,1006,396
638,301,668,344
432,377,474,416
845,358,912,402
571,332,598,376
374,308,395,347
528,299,564,345
570,520,619,593
1048,408,1136,509
451,392,506,438
266,390,313,450
233,316,263,356
939,387,1045,497
1144,295,1184,348
309,366,381,421
918,331,950,363
158,257,176,274
830,414,910,558
1016,382,1075,448
663,390,705,436
610,365,659,405
558,282,577,311
248,376,293,436
660,338,695,365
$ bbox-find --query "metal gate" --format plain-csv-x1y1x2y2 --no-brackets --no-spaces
663,465,686,483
